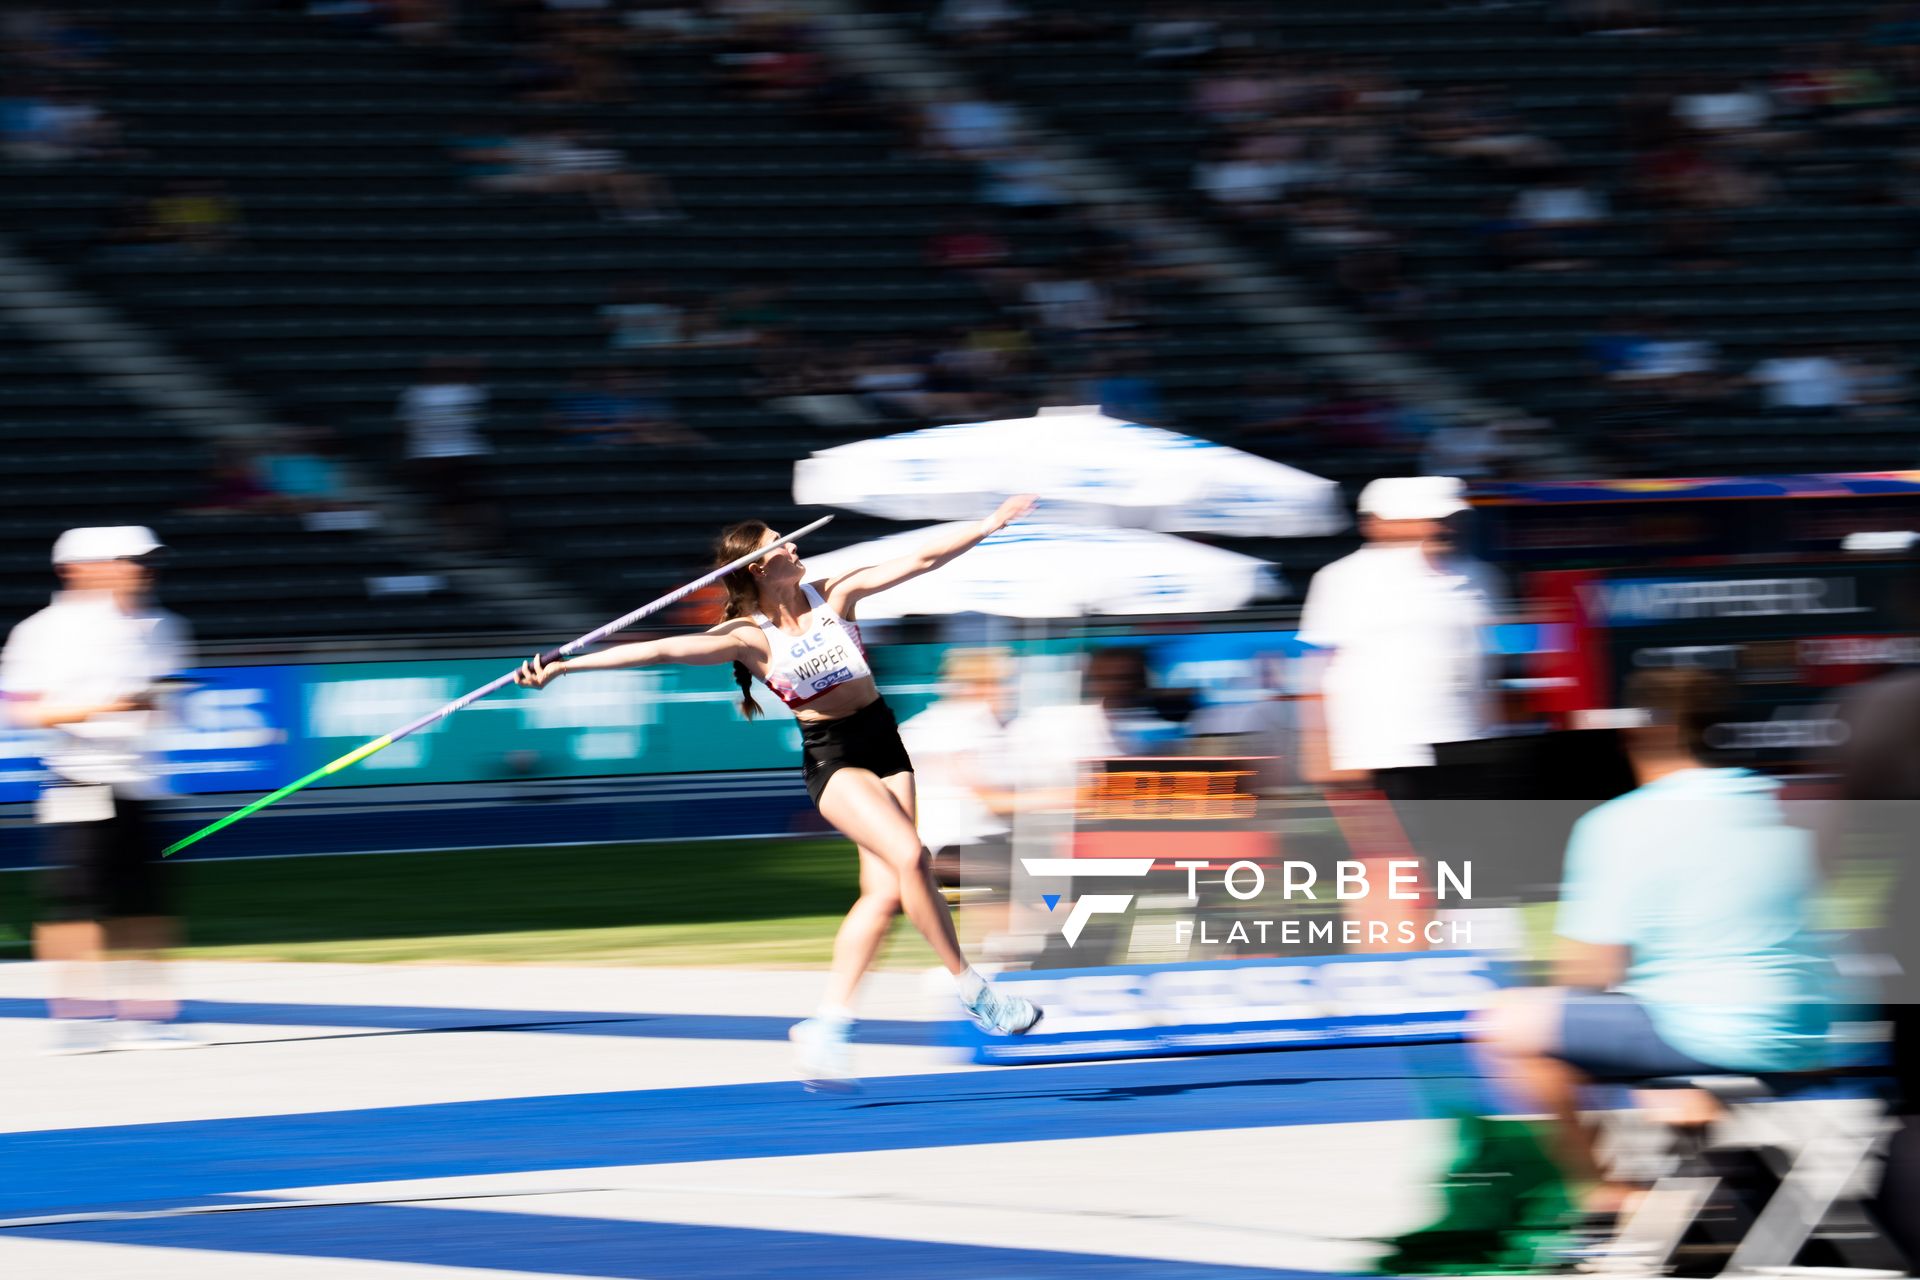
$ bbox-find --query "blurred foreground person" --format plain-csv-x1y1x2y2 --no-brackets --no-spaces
0,527,194,1053
1186,653,1306,792
996,646,1187,772
1478,668,1835,1219
1082,646,1192,753
898,648,1017,930
1833,672,1920,1263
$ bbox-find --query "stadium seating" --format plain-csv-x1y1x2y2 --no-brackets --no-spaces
11,2,1920,641
0,311,522,640
2,3,1390,622
898,0,1920,475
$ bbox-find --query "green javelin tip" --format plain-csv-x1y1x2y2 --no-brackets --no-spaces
162,735,395,857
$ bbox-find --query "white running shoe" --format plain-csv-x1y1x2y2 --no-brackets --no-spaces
789,1016,855,1091
114,1020,200,1051
41,1018,112,1056
960,984,1043,1036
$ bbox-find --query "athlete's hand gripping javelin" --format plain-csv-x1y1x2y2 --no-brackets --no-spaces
516,649,566,690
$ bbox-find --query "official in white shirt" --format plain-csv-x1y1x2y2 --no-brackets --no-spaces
1298,475,1503,800
0,525,193,1051
1297,477,1506,952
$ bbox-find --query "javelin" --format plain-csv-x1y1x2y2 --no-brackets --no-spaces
163,514,836,856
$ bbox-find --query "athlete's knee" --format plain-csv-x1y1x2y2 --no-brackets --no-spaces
854,869,902,916
879,842,930,877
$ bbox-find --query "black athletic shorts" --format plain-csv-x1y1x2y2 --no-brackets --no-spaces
39,791,169,923
799,697,914,805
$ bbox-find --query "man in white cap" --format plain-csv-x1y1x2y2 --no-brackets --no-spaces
1297,478,1505,950
1299,477,1502,797
0,526,193,1051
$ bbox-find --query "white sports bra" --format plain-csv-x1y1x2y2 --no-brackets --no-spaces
752,583,874,709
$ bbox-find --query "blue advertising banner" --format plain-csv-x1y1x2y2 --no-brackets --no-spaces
0,664,300,804
963,952,1505,1065
159,664,301,797
0,726,46,804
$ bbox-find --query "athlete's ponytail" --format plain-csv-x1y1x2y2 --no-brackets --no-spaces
731,661,758,720
714,520,771,720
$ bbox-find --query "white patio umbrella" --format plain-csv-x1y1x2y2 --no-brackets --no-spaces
792,407,1347,538
800,521,1283,619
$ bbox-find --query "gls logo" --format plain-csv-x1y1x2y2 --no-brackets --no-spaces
1020,858,1172,947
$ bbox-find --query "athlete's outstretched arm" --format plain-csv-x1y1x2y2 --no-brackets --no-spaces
516,628,750,689
825,493,1036,608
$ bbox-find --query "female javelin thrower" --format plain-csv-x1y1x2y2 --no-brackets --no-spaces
516,496,1042,1083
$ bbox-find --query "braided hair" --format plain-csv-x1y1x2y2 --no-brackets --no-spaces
714,520,772,720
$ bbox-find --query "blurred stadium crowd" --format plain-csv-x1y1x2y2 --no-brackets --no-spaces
0,0,1916,643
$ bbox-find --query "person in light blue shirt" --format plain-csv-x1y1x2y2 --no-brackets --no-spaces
1478,666,1836,1217
1555,764,1832,1075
